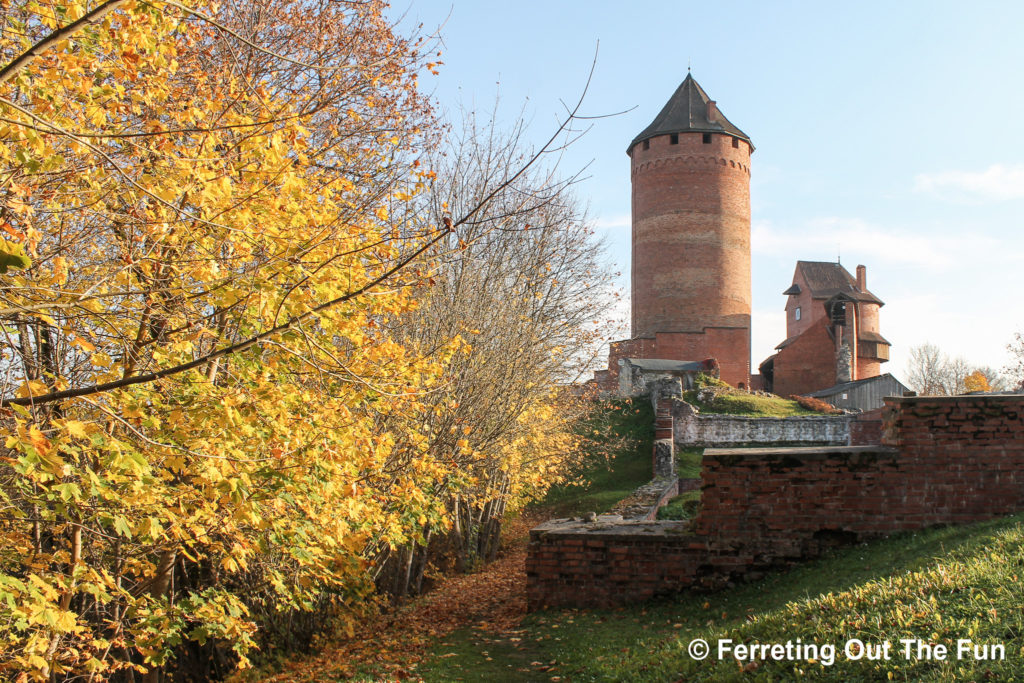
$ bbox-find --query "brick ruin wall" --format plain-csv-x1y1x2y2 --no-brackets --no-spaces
527,394,1024,609
771,316,838,397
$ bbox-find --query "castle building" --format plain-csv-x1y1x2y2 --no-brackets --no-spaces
592,75,900,402
594,73,754,389
758,261,892,398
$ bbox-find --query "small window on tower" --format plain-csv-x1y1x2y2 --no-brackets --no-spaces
795,307,801,321
830,301,847,325
702,133,712,144
642,140,650,151
670,133,679,145
732,137,740,148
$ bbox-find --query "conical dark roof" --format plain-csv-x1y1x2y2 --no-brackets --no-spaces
629,73,752,152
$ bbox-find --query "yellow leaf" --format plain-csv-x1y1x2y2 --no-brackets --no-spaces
16,380,49,398
64,420,90,439
71,336,96,352
28,426,51,455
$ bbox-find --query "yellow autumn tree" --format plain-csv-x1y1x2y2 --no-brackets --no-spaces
0,0,468,678
385,111,615,582
963,370,992,393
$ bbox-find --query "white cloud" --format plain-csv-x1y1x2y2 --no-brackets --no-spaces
913,164,1024,201
592,213,631,231
750,216,1023,373
751,217,1007,270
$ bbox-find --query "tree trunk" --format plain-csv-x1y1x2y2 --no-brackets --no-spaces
142,549,177,683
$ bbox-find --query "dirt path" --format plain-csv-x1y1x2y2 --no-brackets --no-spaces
262,511,546,681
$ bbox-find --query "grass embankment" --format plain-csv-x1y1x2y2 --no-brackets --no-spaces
538,399,654,517
684,387,815,417
684,373,821,418
419,515,1024,681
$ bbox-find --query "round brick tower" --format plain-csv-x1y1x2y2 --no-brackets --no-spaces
627,73,753,386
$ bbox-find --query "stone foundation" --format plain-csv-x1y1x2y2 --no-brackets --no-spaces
672,398,851,447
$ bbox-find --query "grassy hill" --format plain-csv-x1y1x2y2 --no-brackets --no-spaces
683,373,830,418
271,396,1024,681
418,514,1024,681
536,399,655,517
421,401,1024,681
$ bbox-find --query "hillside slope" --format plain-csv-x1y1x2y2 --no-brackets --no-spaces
420,514,1024,681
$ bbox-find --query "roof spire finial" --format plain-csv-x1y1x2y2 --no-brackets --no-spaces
837,243,841,265
687,58,691,74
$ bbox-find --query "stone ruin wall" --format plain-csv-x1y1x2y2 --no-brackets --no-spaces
671,398,852,448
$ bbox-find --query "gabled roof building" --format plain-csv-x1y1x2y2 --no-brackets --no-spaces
806,373,910,412
759,261,892,399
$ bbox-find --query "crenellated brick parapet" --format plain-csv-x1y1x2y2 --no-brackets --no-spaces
632,154,751,177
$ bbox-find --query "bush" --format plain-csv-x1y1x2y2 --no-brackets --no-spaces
789,394,844,414
694,372,730,389
656,490,701,520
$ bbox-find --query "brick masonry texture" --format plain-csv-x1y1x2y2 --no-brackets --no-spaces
630,133,751,338
526,395,1024,609
849,407,884,445
627,131,752,387
597,330,751,391
772,316,837,396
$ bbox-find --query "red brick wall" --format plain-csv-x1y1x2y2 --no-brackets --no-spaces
653,328,750,387
858,301,881,336
527,395,1024,609
849,407,884,445
526,524,708,609
856,358,882,381
785,267,818,338
882,395,1024,455
772,316,836,396
700,395,1024,575
630,131,751,381
601,327,750,389
592,338,658,390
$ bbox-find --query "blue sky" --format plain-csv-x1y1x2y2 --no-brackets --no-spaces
389,1,1024,380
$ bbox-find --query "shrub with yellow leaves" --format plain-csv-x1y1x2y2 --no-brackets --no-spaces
0,0,460,678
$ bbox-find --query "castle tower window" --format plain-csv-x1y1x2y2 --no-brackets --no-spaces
670,133,679,145
642,139,650,151
830,301,847,325
732,136,739,148
702,133,712,144
795,306,801,321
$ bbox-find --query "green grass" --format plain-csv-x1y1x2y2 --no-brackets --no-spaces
677,447,703,479
684,388,816,417
536,399,654,517
418,514,1024,681
681,372,821,418
656,488,701,521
